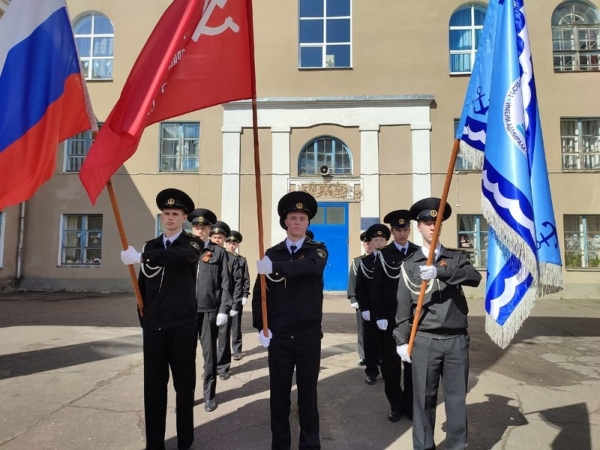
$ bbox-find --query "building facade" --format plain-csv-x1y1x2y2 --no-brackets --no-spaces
0,0,598,296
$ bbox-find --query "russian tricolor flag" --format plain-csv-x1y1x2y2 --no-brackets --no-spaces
0,0,93,211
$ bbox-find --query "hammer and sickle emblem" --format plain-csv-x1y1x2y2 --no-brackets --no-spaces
192,0,240,42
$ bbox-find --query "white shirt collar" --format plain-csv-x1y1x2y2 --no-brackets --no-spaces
286,237,305,252
393,241,408,253
421,244,442,261
163,230,183,247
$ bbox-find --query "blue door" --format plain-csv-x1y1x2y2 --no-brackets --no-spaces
307,202,348,291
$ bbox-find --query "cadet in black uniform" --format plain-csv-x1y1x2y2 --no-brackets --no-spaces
355,224,389,385
252,191,327,450
225,230,250,360
187,209,232,412
393,198,482,450
372,209,420,422
120,188,200,450
347,231,372,366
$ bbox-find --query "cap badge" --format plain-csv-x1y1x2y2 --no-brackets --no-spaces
198,216,204,222
430,210,438,218
399,219,405,225
167,198,175,205
377,231,382,235
296,202,304,209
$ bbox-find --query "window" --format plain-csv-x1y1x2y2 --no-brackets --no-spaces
156,215,193,237
160,123,200,172
454,119,482,171
298,136,352,176
299,0,351,68
552,1,600,72
564,215,600,268
457,214,488,267
0,212,4,268
449,3,487,74
64,125,102,172
61,214,103,265
74,13,114,80
561,118,600,170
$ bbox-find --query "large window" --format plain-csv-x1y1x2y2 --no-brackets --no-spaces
449,3,487,74
61,214,103,265
457,214,488,267
64,127,100,172
299,0,351,68
564,215,600,268
298,136,352,176
561,118,600,170
74,13,114,80
160,123,200,172
156,215,193,237
552,1,600,72
0,212,4,268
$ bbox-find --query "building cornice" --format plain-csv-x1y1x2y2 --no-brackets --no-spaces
223,95,435,110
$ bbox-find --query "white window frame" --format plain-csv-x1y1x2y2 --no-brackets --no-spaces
449,3,487,75
457,214,488,268
298,135,353,176
74,13,114,80
0,212,5,268
60,214,103,266
159,122,200,172
561,118,600,170
298,0,352,69
64,128,96,172
564,214,600,269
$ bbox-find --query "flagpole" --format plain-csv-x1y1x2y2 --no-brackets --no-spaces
245,0,269,336
106,178,145,316
407,138,460,355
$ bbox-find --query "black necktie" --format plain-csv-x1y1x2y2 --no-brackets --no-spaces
290,245,297,254
400,247,406,255
165,240,171,249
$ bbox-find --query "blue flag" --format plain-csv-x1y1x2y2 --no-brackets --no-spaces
459,0,563,348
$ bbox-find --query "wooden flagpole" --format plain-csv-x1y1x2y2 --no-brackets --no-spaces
106,179,144,316
246,0,269,336
407,138,461,355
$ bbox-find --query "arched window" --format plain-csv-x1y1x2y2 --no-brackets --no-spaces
449,3,487,74
73,13,114,80
552,0,600,72
298,136,352,176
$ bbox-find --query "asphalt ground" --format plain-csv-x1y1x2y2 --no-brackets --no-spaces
0,292,599,449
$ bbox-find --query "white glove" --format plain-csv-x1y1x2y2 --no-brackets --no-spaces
258,329,273,348
256,256,273,275
419,265,438,280
350,302,359,309
121,246,141,265
216,313,228,326
242,296,248,306
361,310,371,321
397,344,412,363
376,319,388,331
229,310,239,317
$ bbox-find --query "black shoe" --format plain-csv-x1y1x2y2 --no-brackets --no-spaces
233,353,242,361
357,359,366,366
388,410,402,422
204,399,217,412
219,372,230,380
365,375,376,385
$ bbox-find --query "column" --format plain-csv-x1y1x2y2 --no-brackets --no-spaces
360,125,380,226
410,122,432,245
221,125,242,230
271,126,291,245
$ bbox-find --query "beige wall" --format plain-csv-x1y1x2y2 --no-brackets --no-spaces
1,0,598,295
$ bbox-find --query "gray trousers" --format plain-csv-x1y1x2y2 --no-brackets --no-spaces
411,333,470,450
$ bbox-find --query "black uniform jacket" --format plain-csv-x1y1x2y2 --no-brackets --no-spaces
371,241,420,320
227,251,245,311
138,232,201,330
393,246,482,345
354,253,377,313
196,242,233,314
252,239,328,334
236,254,251,306
346,255,364,304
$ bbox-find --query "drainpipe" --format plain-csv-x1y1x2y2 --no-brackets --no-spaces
16,201,25,280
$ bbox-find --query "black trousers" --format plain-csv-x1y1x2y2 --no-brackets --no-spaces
362,318,383,378
382,309,412,413
411,333,470,450
217,315,232,375
143,322,196,450
355,308,365,360
197,311,219,401
231,305,244,355
269,330,321,450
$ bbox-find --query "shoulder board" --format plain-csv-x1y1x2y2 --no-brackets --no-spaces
237,254,246,260
381,243,394,250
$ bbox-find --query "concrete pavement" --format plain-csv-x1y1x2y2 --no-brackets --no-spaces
0,292,599,449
